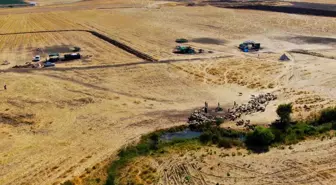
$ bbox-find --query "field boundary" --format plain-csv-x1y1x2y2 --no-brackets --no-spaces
0,29,158,62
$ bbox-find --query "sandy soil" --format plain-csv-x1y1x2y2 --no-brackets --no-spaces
0,0,335,185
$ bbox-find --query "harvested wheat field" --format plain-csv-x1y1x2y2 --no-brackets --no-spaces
0,31,141,69
0,0,336,185
123,136,336,185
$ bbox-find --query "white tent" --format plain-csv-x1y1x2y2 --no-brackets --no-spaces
279,53,291,61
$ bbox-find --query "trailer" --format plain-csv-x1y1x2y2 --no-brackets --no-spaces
63,53,81,61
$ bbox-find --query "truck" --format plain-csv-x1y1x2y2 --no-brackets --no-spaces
239,41,260,52
63,53,81,61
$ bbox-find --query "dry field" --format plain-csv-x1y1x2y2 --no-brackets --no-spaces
124,135,336,185
0,0,336,185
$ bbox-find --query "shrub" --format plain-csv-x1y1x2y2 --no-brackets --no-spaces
215,117,224,127
231,139,244,147
276,103,293,124
303,125,317,135
212,134,220,144
318,107,336,124
218,138,232,148
200,132,212,144
61,181,74,185
316,123,333,133
284,131,299,145
246,126,275,147
149,133,159,142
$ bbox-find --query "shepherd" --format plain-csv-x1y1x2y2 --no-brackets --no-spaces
204,101,208,113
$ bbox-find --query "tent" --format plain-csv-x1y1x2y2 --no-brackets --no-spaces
279,53,291,61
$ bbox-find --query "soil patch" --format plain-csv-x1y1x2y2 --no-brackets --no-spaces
277,36,336,45
43,45,72,53
191,37,225,45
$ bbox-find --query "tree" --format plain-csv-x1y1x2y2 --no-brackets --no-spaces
246,126,275,147
276,103,293,124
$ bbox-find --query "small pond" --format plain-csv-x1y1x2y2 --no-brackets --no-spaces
160,129,201,141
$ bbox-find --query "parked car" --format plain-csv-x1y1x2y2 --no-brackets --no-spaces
32,55,40,62
44,62,55,67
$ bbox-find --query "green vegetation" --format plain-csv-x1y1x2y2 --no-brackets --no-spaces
246,126,275,147
198,125,245,148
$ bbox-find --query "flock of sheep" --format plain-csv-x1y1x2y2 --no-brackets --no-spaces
226,93,277,129
188,93,277,130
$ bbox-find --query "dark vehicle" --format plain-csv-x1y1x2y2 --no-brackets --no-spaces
173,46,196,54
63,53,81,61
48,53,60,62
70,47,81,52
44,62,55,67
48,56,60,63
239,41,261,52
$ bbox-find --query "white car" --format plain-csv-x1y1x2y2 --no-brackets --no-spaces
32,55,40,62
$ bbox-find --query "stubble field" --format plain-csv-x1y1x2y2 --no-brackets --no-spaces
0,0,336,185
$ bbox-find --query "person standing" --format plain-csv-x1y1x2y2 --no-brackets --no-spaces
204,101,208,113
4,84,6,90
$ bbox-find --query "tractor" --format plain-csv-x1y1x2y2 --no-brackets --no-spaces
173,46,196,54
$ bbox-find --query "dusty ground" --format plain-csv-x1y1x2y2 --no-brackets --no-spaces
0,0,336,185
